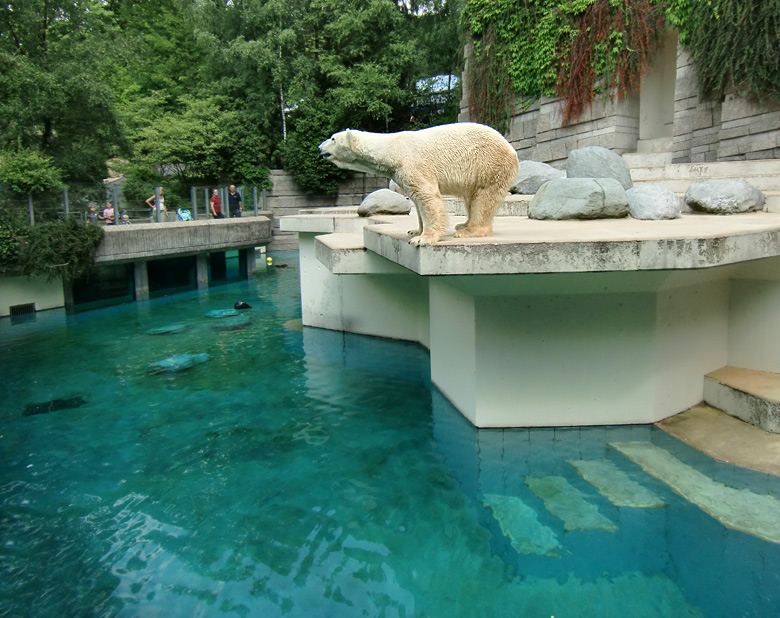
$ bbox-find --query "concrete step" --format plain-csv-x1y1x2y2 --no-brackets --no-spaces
704,366,780,434
629,160,780,186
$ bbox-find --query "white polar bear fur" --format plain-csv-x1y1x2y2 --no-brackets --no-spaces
318,122,519,245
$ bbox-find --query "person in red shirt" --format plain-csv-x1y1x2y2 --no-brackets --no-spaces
209,189,223,218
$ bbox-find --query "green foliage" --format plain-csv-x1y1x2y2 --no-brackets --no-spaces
20,217,104,281
669,0,780,104
462,0,667,129
0,213,25,272
0,148,64,194
2,0,465,196
463,0,779,129
190,0,461,192
0,1,126,182
121,164,186,212
281,101,351,195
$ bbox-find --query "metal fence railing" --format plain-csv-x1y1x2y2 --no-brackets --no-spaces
1,183,268,227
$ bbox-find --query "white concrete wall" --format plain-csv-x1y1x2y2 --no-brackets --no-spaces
473,291,656,427
728,278,780,373
0,275,64,317
639,28,678,141
653,279,730,418
298,232,429,345
429,280,478,424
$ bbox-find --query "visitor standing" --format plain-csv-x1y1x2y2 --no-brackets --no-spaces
227,185,242,218
86,204,98,225
145,187,169,222
98,201,115,224
210,189,223,218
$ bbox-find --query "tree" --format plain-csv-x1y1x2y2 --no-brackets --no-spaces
0,1,126,182
189,0,463,193
0,148,63,194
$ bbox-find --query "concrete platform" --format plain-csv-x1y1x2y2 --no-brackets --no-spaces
657,404,780,477
283,208,780,428
704,366,780,433
357,212,780,275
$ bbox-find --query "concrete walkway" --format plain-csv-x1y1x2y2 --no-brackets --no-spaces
656,404,780,477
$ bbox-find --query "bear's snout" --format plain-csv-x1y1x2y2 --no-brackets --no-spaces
318,139,332,159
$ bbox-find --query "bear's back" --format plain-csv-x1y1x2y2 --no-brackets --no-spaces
393,123,517,192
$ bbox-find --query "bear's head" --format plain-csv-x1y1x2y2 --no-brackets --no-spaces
318,130,372,173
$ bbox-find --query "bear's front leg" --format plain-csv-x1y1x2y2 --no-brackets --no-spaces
407,207,423,237
408,186,447,246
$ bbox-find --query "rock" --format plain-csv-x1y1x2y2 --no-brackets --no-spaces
528,178,629,220
567,146,633,190
213,316,251,332
205,309,240,318
357,189,412,217
23,396,86,417
685,181,765,214
146,323,193,335
147,353,210,374
626,185,682,220
510,160,565,194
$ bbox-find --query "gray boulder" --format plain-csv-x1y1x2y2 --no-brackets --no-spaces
357,189,412,217
528,178,629,220
626,184,682,220
567,146,633,190
685,181,765,214
510,160,566,195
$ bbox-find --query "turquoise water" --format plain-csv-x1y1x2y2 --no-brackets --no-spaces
2,253,780,617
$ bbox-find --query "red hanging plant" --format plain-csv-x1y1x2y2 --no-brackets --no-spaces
556,0,667,126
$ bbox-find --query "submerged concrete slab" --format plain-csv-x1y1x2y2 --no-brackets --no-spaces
611,440,780,544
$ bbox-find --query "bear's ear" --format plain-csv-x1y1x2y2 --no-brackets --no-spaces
346,129,357,149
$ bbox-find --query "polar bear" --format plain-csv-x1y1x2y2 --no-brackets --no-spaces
318,122,518,246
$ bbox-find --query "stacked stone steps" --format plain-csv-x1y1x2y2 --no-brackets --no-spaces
704,366,780,434
625,159,780,212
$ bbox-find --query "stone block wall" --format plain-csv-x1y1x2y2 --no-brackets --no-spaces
717,96,780,161
672,47,722,163
530,95,639,167
266,170,388,251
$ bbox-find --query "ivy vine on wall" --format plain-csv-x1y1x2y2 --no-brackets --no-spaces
461,0,780,132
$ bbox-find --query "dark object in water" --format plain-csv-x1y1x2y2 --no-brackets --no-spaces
234,301,252,310
205,309,240,318
146,323,193,335
273,263,288,268
24,396,86,417
213,315,251,332
147,353,210,374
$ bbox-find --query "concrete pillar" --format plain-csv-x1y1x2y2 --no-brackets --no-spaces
196,254,209,289
134,261,150,301
62,278,75,313
242,248,257,277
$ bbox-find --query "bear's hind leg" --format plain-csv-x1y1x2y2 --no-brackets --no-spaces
453,187,502,239
455,193,474,231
